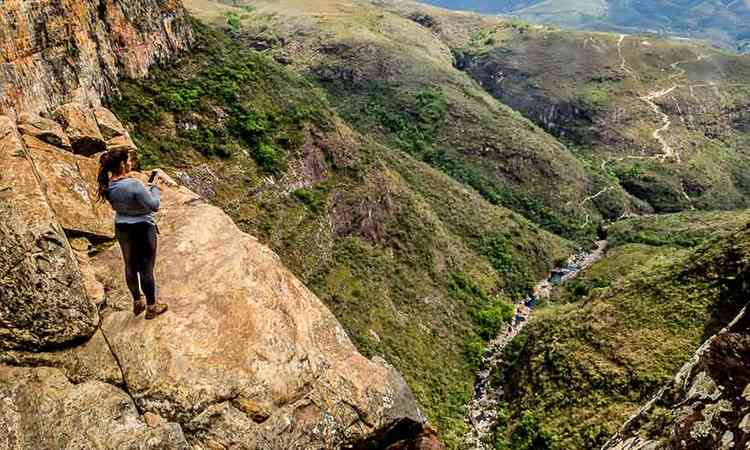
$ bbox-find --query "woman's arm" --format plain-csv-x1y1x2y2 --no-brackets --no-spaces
133,180,161,212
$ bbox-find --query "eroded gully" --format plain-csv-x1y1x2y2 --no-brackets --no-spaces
466,240,608,449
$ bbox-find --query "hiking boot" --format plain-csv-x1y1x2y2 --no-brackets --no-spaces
133,299,146,317
145,303,168,320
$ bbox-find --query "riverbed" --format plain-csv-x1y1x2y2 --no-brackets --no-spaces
466,240,608,449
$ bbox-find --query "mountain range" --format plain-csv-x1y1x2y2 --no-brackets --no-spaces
419,0,750,52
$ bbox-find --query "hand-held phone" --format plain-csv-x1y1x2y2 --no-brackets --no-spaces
148,170,158,183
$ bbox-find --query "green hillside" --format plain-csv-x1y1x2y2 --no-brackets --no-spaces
490,211,750,449
185,0,611,242
381,3,750,217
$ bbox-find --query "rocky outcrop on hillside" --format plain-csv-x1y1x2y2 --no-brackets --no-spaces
602,305,750,450
454,52,593,138
0,106,437,449
0,365,190,449
0,116,98,351
0,0,193,118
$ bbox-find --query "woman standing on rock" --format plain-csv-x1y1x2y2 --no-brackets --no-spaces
97,148,168,319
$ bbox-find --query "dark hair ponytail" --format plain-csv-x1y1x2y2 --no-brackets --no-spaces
97,148,130,202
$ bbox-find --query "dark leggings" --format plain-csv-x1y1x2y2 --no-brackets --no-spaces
115,222,158,305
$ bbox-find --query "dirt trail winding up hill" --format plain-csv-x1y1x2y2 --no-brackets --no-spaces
616,35,685,163
617,35,639,82
639,85,680,162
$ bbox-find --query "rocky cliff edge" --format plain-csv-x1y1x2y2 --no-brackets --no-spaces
0,104,442,449
602,302,750,450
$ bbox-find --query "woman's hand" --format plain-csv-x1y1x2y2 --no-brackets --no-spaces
149,169,178,188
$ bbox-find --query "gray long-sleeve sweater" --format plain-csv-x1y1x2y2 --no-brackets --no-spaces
106,177,161,225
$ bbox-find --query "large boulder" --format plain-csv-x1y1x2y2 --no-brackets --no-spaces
16,112,72,149
0,116,97,351
22,133,114,239
94,106,139,153
105,133,138,153
94,106,129,139
92,177,427,448
0,365,190,449
52,103,107,156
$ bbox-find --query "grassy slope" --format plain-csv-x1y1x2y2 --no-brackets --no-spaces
112,21,571,447
606,209,750,248
388,4,750,217
185,0,604,242
490,210,750,449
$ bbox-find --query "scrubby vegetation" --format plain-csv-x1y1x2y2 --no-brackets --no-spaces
113,23,329,172
491,211,750,449
319,68,594,241
331,81,448,157
607,209,750,248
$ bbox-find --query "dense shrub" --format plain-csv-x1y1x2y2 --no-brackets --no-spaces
112,19,329,171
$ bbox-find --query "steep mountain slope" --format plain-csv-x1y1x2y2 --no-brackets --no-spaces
185,0,608,241
489,211,750,449
0,107,432,448
416,0,750,52
603,304,750,450
154,2,750,446
377,1,750,218
110,21,572,447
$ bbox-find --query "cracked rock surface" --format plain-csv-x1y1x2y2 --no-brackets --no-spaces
0,365,190,450
21,132,114,239
92,177,426,448
0,116,98,351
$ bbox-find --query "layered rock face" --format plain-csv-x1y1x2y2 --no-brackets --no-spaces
0,0,193,118
603,305,750,450
0,105,433,449
0,116,98,351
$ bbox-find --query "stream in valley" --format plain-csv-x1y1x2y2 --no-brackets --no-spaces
466,240,608,449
